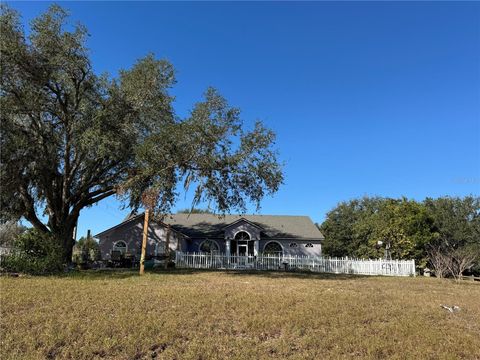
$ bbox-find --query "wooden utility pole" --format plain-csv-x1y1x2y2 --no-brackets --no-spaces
139,209,150,275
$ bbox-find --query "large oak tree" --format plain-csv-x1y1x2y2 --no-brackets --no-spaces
0,5,283,261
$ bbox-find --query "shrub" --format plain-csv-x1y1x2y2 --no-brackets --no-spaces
1,229,64,274
0,221,26,247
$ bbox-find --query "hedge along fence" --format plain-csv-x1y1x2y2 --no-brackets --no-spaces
175,252,416,277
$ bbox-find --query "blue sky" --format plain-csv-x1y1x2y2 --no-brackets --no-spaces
10,1,480,238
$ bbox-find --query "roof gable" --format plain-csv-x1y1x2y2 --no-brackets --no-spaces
222,218,264,231
94,213,188,239
94,214,144,238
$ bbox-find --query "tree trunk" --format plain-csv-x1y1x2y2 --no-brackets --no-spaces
48,217,77,264
63,233,76,264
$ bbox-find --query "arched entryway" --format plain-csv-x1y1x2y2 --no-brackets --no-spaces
232,231,254,256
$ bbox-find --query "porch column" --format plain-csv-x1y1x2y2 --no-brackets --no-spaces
226,239,231,256
254,240,259,256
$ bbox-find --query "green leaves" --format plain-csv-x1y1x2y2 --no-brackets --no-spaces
2,228,65,274
0,3,283,257
125,88,283,214
320,196,480,277
425,196,480,249
119,54,175,129
321,196,480,269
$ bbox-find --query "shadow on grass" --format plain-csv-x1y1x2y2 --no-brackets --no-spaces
60,268,203,280
148,268,371,280
222,269,371,280
60,268,374,281
59,269,140,280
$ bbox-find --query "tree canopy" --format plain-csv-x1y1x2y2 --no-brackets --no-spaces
0,5,283,260
320,196,480,270
177,208,216,214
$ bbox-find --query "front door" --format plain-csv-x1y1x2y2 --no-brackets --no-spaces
238,244,248,266
238,244,248,256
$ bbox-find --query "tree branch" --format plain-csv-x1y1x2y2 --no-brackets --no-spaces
70,187,117,221
19,186,50,233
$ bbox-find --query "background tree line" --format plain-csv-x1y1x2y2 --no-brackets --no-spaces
319,196,480,276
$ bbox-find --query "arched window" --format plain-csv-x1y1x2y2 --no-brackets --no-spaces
199,240,220,253
263,241,283,256
113,241,127,255
234,231,250,241
289,242,298,248
305,243,314,248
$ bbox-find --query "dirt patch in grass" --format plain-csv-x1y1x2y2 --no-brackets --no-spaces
1,270,479,359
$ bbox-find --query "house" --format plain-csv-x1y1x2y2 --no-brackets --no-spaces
95,213,324,261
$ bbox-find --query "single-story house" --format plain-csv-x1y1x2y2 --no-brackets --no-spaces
95,213,324,261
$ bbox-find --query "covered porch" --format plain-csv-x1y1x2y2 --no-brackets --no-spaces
225,231,259,256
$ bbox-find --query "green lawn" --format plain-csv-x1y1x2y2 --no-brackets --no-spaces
1,270,479,359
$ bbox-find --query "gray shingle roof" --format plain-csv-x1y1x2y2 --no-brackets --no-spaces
161,214,324,240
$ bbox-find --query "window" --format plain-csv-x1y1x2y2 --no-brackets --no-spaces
113,241,127,254
305,243,314,248
289,242,298,248
234,231,250,241
199,240,220,253
263,241,282,256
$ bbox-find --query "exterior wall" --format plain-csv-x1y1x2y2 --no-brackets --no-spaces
187,238,322,256
259,239,322,257
97,219,184,261
282,240,322,257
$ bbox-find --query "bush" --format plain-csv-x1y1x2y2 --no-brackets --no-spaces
0,221,26,247
1,229,64,274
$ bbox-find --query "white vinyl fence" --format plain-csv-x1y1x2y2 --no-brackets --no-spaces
175,252,416,277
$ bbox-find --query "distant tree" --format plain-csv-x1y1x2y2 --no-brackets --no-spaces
177,208,216,214
424,196,480,249
425,196,480,274
320,197,371,257
321,195,480,274
0,221,26,247
427,245,450,278
0,5,283,262
365,198,436,266
320,197,435,265
446,245,480,280
72,236,100,263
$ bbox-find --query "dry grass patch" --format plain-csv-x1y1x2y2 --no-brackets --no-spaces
1,270,479,359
